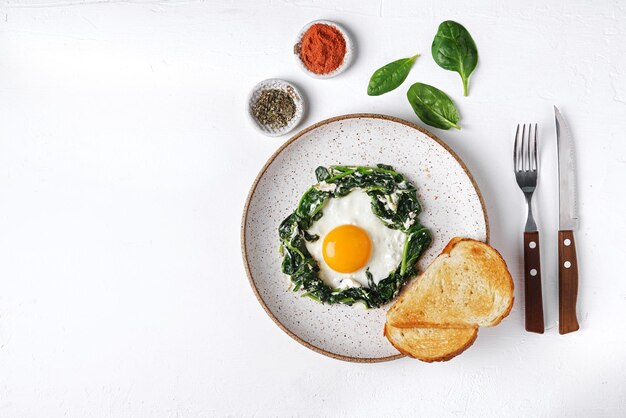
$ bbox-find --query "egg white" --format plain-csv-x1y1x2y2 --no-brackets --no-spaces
304,189,406,289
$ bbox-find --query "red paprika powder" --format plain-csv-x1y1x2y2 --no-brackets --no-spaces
299,23,347,75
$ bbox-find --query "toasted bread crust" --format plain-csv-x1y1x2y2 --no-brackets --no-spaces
384,323,478,362
387,238,514,329
483,240,515,325
445,238,515,327
384,238,513,362
441,236,466,255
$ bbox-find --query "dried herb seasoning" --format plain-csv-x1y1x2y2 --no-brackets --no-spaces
252,89,296,130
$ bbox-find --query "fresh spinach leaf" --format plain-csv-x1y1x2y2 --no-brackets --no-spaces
367,54,419,96
407,82,460,130
431,20,478,96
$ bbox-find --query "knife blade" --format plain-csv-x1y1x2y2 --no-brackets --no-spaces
554,106,580,334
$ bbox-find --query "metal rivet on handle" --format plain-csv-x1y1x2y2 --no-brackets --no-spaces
530,269,537,276
564,239,571,246
564,261,571,268
529,241,536,249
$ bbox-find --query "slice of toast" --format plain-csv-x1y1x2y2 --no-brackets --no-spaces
387,238,514,329
384,323,478,362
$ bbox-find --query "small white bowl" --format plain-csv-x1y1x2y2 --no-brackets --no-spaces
293,20,354,79
247,79,306,137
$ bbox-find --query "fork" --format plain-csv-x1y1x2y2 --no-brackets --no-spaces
514,123,545,334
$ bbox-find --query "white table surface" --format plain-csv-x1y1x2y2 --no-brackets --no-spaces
1,1,625,417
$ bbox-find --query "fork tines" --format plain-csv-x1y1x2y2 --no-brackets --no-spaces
514,123,538,172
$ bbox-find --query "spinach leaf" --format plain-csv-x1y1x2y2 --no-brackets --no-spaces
303,230,319,242
407,82,460,130
278,165,432,308
315,166,330,182
294,187,329,229
367,54,419,96
431,20,478,96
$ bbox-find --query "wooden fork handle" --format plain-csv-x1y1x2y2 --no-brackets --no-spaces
523,231,545,333
558,230,580,334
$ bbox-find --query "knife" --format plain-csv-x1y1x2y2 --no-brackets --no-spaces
554,106,580,334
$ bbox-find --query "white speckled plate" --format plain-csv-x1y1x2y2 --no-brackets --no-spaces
241,114,488,362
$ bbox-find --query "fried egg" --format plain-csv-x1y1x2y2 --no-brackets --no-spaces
305,189,406,289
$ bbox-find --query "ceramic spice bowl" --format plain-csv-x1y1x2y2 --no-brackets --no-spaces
247,78,306,137
294,20,354,79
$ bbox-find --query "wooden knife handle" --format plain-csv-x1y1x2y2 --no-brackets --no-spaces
523,231,545,333
559,230,580,334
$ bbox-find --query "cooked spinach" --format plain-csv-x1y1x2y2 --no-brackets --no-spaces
315,166,330,182
431,20,478,97
278,165,432,308
407,82,460,130
367,54,419,96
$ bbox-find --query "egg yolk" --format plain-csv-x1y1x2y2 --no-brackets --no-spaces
322,224,372,273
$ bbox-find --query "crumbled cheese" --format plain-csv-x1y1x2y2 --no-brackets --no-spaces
403,218,415,229
338,278,361,289
386,193,399,212
376,193,400,212
314,182,337,192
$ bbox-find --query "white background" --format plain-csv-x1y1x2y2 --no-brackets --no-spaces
1,0,625,416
